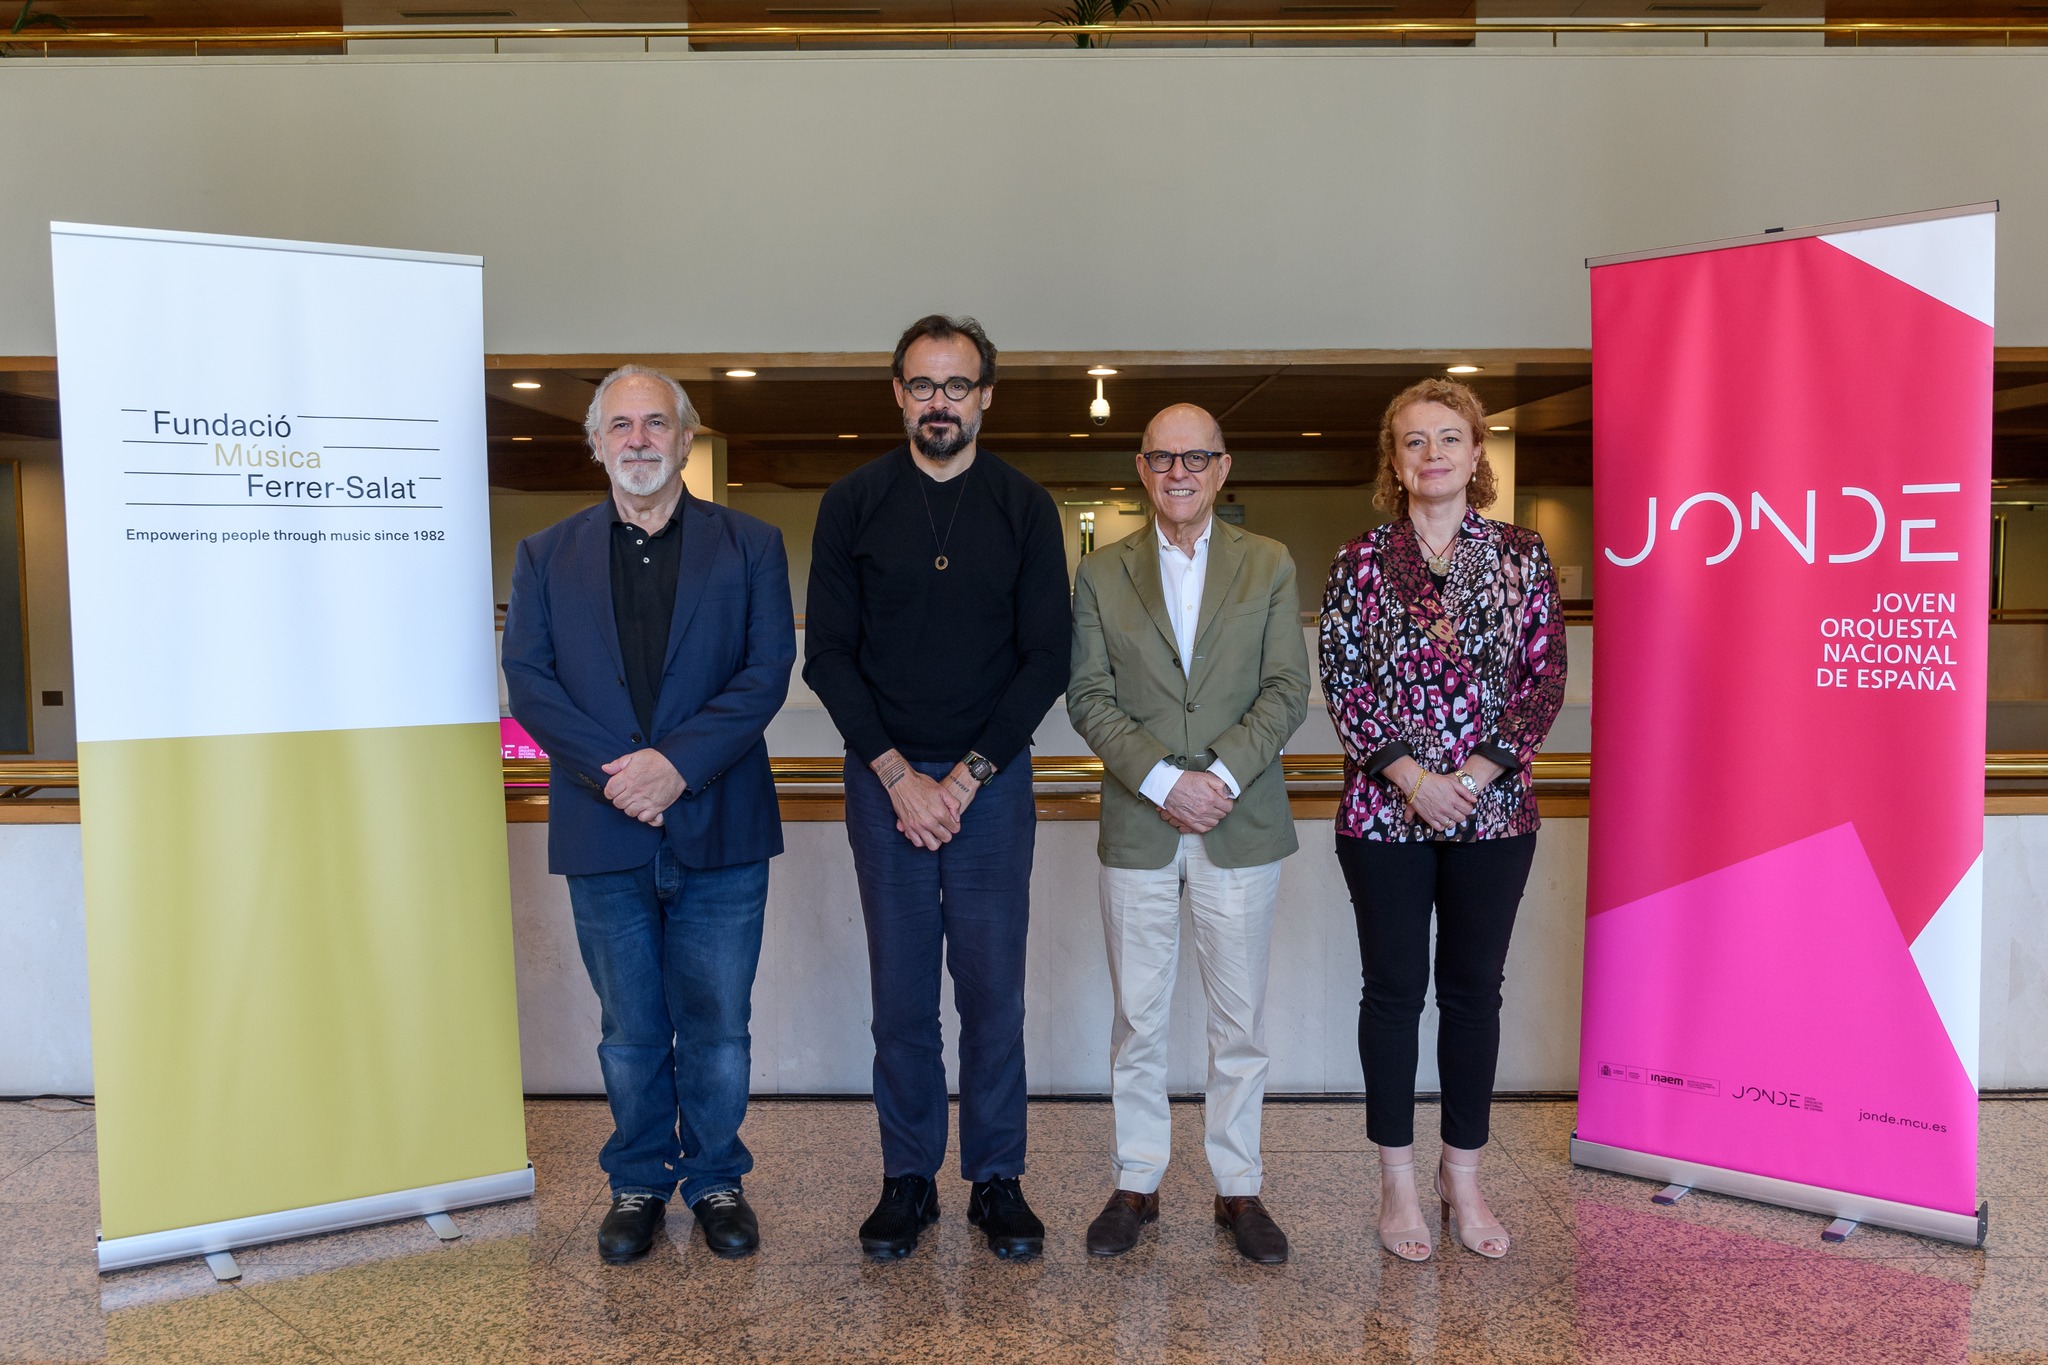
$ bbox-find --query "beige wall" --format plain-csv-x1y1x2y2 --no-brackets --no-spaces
1232,488,1382,617
2,47,2046,356
725,486,825,615
13,813,2048,1095
0,442,74,762
487,490,603,607
1998,494,2048,612
1516,485,1595,600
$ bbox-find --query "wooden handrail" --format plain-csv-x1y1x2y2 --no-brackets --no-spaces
6,20,2048,53
4,751,2042,796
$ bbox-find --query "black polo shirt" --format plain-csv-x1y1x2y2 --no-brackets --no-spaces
610,501,684,742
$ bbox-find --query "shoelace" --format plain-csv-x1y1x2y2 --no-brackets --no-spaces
698,1190,742,1213
613,1193,654,1214
980,1178,1026,1211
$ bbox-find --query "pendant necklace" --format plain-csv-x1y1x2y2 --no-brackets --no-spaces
1415,521,1458,577
917,462,972,571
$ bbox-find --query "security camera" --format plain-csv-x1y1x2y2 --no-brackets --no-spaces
1089,378,1110,426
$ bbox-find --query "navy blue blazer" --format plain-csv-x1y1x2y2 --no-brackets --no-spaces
503,492,795,875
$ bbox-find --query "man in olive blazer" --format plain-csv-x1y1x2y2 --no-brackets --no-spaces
1067,404,1310,1264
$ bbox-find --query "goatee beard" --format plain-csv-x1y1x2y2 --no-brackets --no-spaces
908,412,977,461
613,459,674,496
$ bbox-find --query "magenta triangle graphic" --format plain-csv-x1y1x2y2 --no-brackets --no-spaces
1577,824,1978,1215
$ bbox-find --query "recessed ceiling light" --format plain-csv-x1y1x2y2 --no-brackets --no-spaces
1110,486,1126,491
1069,433,1090,438
511,380,541,389
511,435,532,442
727,481,745,487
1087,366,1118,377
838,433,858,439
1302,431,1322,437
725,368,757,378
1447,364,1482,375
1489,424,1511,432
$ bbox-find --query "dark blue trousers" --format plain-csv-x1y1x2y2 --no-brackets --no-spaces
566,847,768,1206
843,754,1035,1182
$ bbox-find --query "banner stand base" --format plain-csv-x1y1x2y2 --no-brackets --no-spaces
96,1165,535,1273
1571,1135,1986,1247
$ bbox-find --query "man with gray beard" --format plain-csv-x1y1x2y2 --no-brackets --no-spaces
504,366,795,1264
804,316,1071,1261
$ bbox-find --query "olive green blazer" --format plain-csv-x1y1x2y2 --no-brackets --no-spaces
1068,519,1311,870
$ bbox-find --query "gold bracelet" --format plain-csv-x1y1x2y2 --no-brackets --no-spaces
1404,770,1428,805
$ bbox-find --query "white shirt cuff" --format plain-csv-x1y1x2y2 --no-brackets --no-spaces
1208,758,1241,798
1139,760,1182,808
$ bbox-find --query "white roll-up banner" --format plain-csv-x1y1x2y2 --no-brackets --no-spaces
51,223,531,1271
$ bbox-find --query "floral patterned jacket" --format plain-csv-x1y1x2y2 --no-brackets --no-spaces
1319,511,1567,842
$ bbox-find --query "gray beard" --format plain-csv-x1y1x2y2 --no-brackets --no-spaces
908,412,978,460
612,457,676,497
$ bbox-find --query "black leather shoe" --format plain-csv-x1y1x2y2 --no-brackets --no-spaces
1215,1194,1289,1264
597,1193,666,1263
1085,1188,1159,1257
859,1175,940,1258
691,1188,760,1259
968,1177,1045,1260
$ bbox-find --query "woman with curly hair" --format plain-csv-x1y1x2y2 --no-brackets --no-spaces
1318,378,1567,1262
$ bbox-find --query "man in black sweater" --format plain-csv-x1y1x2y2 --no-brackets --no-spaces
804,315,1071,1261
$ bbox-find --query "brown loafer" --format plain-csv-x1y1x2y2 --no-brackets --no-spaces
1214,1195,1289,1264
1085,1189,1159,1257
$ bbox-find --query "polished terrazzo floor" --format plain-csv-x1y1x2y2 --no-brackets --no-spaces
2,1095,2045,1363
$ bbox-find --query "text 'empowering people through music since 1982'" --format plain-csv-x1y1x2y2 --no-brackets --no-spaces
1816,591,1960,692
124,528,447,545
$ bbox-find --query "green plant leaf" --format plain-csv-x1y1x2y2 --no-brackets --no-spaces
12,0,72,33
1040,0,1163,48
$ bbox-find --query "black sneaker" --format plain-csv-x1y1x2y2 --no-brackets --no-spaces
858,1175,940,1259
968,1177,1045,1260
691,1188,760,1259
597,1193,666,1264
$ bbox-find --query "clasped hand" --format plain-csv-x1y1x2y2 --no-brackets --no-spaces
873,750,981,851
1387,753,1502,834
601,748,685,826
1159,770,1233,834
1407,773,1475,833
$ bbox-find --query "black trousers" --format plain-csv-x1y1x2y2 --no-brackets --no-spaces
1335,832,1538,1150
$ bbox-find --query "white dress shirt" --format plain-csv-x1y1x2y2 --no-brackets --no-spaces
1138,518,1240,808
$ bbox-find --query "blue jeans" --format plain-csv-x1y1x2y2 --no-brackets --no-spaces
844,754,1035,1183
566,847,768,1205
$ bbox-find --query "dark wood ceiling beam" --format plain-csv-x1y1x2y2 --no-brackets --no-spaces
0,393,60,441
1215,368,1289,423
1493,383,1591,434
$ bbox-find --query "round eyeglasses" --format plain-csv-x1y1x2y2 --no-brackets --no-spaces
903,376,983,402
1140,449,1224,473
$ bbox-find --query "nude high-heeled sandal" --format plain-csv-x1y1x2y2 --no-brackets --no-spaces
1377,1158,1434,1262
1435,1157,1510,1259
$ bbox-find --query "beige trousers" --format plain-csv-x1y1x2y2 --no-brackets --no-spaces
1099,833,1283,1197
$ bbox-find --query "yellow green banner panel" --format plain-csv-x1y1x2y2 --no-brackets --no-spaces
81,724,526,1241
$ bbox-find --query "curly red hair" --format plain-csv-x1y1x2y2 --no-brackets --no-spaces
1372,377,1498,517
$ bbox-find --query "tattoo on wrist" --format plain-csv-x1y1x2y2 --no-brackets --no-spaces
878,761,908,790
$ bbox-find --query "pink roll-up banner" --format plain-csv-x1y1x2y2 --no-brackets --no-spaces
1575,204,1994,1246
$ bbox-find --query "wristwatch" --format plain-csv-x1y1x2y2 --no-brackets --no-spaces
963,751,998,785
1454,770,1482,797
